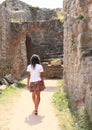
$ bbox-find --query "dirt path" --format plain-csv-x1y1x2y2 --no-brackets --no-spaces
8,79,60,130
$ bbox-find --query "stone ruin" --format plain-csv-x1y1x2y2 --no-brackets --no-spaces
0,0,92,122
0,0,63,78
64,0,92,120
42,59,63,79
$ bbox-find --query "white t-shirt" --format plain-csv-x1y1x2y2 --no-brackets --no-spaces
27,64,44,82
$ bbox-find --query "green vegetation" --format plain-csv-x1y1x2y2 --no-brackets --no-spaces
76,107,92,130
29,6,39,19
80,45,88,51
77,14,84,21
52,80,92,130
57,79,64,85
56,10,64,23
11,23,21,33
52,88,76,130
0,83,25,104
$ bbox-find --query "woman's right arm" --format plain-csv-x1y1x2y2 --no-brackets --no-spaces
27,72,30,89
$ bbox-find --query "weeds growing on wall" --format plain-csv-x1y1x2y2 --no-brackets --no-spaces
77,14,84,21
52,80,92,130
75,107,92,130
56,10,64,23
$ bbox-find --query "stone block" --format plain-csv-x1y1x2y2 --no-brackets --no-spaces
88,21,92,30
78,31,92,44
78,20,87,33
50,59,62,66
43,63,63,79
72,23,78,36
88,0,92,3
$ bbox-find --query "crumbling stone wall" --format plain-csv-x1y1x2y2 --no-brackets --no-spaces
0,5,11,75
64,0,92,120
0,0,63,78
42,62,63,79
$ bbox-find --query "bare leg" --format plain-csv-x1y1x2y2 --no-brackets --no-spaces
32,91,40,115
35,91,40,111
32,92,36,106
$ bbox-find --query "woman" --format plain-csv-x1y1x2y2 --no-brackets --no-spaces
27,54,45,115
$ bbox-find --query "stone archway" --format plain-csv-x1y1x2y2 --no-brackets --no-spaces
9,19,63,78
0,0,63,78
10,22,45,78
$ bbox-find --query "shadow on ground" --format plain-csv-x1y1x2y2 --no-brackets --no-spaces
25,112,45,126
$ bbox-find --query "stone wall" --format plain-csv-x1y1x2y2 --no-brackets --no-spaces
0,5,11,75
42,62,63,79
64,0,92,120
0,0,63,78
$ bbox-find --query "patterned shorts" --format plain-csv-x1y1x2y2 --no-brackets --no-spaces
29,81,45,92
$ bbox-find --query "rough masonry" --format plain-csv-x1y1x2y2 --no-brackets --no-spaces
0,0,63,78
64,0,92,120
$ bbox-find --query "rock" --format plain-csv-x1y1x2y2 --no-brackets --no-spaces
88,21,92,30
88,0,92,3
0,85,7,90
11,83,18,87
50,59,62,66
78,20,88,33
64,0,92,121
42,62,63,79
4,74,14,84
78,31,92,44
1,78,10,86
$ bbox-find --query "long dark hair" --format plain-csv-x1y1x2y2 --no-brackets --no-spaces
30,54,40,68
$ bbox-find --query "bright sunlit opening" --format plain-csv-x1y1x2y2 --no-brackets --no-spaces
0,0,63,9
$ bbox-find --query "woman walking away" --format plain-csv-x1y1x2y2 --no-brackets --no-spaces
27,54,45,115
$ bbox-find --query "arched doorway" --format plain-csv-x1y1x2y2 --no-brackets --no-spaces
25,35,32,65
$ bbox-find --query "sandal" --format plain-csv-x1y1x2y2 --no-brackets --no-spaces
34,110,38,115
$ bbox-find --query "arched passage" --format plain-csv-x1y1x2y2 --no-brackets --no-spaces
25,35,32,65
9,19,63,78
10,22,45,77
